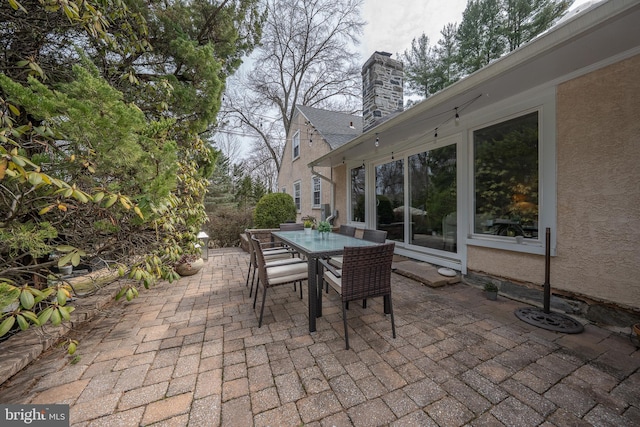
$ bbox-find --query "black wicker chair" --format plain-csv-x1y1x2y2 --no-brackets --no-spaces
362,228,387,243
320,242,396,349
338,224,357,237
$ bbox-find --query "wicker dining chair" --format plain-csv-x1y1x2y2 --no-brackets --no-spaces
279,222,304,231
329,228,387,268
319,242,396,350
250,236,308,328
362,228,387,243
338,224,357,237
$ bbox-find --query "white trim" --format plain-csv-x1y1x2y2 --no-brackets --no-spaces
465,87,556,256
293,180,301,212
292,131,300,161
311,176,321,209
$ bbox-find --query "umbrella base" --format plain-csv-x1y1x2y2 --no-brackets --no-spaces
515,307,584,334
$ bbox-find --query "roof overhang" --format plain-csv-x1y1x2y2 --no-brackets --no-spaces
310,0,640,168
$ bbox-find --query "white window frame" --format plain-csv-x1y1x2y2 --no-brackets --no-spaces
466,88,557,256
292,131,300,160
347,163,367,225
293,180,301,212
311,176,321,208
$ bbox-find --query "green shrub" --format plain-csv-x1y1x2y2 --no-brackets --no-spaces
253,193,296,228
205,205,253,247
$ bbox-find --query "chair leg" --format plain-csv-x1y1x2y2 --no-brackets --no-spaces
299,280,303,299
249,269,257,297
245,261,253,287
253,278,260,309
258,286,268,328
362,299,367,308
342,302,350,350
387,294,396,339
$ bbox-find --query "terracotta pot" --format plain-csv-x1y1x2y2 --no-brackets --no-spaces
175,258,204,276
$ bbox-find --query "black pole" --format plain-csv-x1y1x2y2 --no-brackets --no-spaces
543,227,551,313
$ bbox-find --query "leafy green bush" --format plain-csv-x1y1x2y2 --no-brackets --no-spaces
253,193,296,228
205,205,253,247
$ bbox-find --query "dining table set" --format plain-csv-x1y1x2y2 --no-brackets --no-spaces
247,224,396,350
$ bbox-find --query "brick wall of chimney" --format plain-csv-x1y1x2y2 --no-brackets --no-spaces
362,51,404,132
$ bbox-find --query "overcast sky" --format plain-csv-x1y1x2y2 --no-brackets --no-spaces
360,0,469,60
359,0,596,62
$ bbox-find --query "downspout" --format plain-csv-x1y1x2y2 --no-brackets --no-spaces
311,166,337,224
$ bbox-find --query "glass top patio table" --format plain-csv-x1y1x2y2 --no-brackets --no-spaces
272,230,381,333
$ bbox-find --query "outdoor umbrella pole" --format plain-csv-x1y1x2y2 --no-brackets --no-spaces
513,226,583,333
543,227,551,314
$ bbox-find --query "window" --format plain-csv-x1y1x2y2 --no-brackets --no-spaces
293,181,301,212
292,131,300,160
474,111,539,239
281,187,286,193
375,159,404,242
408,144,457,252
312,176,321,208
350,165,365,222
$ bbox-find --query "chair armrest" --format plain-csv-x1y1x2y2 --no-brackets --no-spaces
318,258,341,278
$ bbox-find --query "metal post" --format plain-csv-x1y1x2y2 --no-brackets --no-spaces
543,227,551,313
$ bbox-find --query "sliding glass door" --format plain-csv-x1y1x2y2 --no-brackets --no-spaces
375,159,404,242
408,144,457,253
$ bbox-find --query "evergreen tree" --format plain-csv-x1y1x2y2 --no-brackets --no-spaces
431,23,460,94
457,0,505,75
403,0,573,97
402,33,435,98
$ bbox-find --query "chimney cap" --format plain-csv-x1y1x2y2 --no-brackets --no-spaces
375,51,392,57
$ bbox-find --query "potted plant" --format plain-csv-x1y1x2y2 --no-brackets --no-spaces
484,282,499,300
317,220,332,238
174,253,204,277
303,217,315,234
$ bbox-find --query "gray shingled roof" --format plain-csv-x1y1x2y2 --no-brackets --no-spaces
296,105,362,150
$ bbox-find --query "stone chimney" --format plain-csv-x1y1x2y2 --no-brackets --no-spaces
362,51,404,132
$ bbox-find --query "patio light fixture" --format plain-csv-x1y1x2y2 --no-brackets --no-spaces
197,231,210,259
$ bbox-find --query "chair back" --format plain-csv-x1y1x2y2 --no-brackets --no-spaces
249,235,270,287
340,242,395,302
245,230,257,265
280,223,304,231
362,229,387,243
338,225,357,237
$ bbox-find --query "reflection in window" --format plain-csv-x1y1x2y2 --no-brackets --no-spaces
351,166,365,222
474,112,538,238
312,176,321,208
408,145,457,252
293,181,301,211
375,160,404,242
292,131,300,159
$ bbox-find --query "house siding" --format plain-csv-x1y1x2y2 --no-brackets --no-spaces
468,54,640,309
277,111,334,222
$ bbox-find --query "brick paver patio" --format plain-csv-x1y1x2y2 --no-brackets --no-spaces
0,247,638,426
